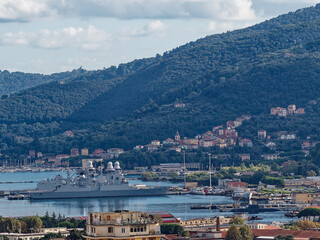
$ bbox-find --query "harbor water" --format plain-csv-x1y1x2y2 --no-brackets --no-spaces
0,171,297,223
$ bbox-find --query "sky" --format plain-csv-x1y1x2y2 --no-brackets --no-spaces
0,0,320,74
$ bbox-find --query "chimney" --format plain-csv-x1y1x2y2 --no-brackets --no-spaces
216,216,220,231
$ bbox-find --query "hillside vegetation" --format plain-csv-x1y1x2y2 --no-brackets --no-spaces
0,68,87,97
2,4,320,154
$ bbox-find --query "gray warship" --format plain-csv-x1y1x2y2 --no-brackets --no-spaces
30,161,168,199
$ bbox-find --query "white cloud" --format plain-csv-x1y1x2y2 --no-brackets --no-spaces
1,25,111,50
204,20,255,35
0,0,56,22
0,0,257,22
262,0,320,3
120,20,166,38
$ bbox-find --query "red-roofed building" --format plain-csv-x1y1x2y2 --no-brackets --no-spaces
92,148,105,156
227,181,246,190
296,108,305,114
63,131,74,137
226,121,234,128
252,229,320,240
147,212,179,223
70,148,79,156
239,138,253,147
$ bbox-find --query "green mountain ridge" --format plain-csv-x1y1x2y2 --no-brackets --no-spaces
2,4,320,154
0,68,87,97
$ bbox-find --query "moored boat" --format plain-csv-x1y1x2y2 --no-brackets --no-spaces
30,161,168,199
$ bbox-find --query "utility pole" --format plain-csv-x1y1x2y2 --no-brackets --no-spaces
183,149,186,187
208,153,212,188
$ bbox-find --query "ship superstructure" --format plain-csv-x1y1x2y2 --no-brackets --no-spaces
30,161,168,199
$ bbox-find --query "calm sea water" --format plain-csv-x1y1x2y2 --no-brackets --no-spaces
0,172,296,223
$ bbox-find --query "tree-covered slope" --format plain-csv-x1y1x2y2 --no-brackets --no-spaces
0,58,157,123
0,68,87,97
2,4,320,153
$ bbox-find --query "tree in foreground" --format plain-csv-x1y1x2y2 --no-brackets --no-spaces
229,216,244,225
239,224,253,240
274,235,294,240
291,219,320,230
225,225,242,240
160,223,186,236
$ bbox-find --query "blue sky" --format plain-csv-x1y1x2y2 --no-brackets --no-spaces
0,0,319,74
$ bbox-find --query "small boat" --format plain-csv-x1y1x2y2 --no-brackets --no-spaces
231,205,281,213
232,188,252,200
285,211,299,218
191,187,205,195
8,194,27,200
248,216,263,221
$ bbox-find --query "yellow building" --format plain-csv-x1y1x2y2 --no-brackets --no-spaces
293,192,320,204
180,216,231,229
84,210,163,240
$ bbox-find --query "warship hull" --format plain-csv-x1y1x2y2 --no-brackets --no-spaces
30,187,168,199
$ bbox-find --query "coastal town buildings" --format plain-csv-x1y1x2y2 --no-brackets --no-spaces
271,104,305,117
84,210,163,240
293,192,320,204
0,227,69,240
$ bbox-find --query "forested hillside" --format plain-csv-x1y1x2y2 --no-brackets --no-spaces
2,4,320,154
0,68,87,97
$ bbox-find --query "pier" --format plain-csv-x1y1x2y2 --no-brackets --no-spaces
0,181,35,184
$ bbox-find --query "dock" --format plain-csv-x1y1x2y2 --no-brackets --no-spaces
190,204,234,210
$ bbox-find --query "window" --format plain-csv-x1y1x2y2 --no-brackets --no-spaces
107,215,111,221
108,227,113,233
130,228,134,232
122,228,126,233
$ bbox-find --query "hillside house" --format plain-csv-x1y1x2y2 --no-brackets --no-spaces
29,150,36,158
92,149,105,156
233,120,242,127
81,147,89,156
271,107,280,115
287,104,296,114
296,107,305,114
174,103,185,108
169,146,181,152
63,130,74,137
199,139,215,148
147,145,159,152
183,138,199,145
238,153,250,161
226,121,234,128
265,141,277,150
228,130,238,139
151,140,161,146
70,148,79,156
261,153,280,160
163,138,175,145
278,133,296,140
278,108,287,117
258,130,267,139
239,138,253,147
107,148,124,157
133,145,144,150
56,154,70,161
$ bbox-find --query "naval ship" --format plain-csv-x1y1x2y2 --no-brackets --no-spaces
30,161,168,199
